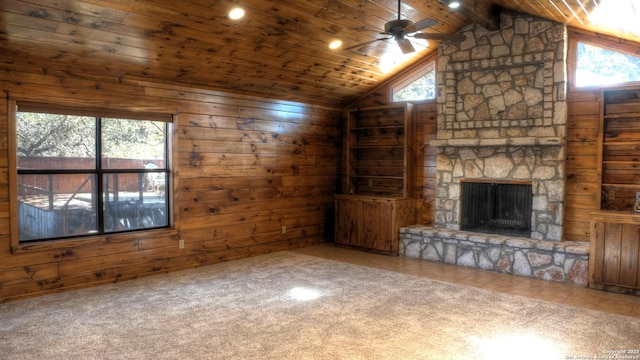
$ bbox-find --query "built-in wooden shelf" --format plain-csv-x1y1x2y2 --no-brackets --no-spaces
336,103,416,255
597,86,640,213
591,86,640,294
603,112,640,119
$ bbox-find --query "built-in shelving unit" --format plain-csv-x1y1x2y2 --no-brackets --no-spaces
590,86,640,294
345,103,414,198
598,86,640,212
335,103,416,255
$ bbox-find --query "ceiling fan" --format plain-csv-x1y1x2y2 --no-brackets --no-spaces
346,0,466,54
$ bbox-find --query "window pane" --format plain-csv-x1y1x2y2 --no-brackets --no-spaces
103,173,168,232
102,118,166,169
16,113,96,170
392,70,436,102
576,42,640,87
18,174,97,242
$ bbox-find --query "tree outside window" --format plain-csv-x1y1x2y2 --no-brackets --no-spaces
390,61,436,102
576,41,640,87
392,70,436,102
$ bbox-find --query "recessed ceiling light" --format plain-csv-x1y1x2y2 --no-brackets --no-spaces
228,7,245,20
448,1,461,9
329,39,343,50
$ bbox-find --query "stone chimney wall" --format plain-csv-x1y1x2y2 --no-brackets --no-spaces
431,11,568,241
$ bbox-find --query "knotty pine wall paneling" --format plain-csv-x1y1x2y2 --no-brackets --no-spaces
0,68,339,302
564,89,600,242
415,103,437,226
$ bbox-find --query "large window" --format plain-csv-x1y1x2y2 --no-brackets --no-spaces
575,41,640,87
14,103,171,243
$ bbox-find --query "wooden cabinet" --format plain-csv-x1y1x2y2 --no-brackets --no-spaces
336,103,416,254
597,86,640,212
335,195,415,255
589,212,640,292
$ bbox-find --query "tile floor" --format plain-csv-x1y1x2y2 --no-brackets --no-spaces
293,243,640,318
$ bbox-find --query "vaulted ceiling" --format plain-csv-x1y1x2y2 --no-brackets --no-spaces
1,0,639,107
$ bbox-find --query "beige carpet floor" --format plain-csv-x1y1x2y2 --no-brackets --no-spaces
0,251,639,360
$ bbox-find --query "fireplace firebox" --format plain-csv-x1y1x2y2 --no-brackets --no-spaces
460,181,532,237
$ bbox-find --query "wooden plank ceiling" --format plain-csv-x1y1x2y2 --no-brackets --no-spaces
0,0,639,106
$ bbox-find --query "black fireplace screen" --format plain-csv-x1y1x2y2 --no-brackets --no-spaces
460,182,532,236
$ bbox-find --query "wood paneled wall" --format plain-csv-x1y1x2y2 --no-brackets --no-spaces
564,89,600,242
346,56,438,226
0,67,339,302
5,27,630,301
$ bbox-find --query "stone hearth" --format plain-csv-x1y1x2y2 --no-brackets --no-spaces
400,226,589,285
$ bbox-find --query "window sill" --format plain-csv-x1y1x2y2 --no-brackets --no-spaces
11,228,179,254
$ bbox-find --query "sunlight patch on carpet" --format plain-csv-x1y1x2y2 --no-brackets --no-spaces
469,332,564,360
288,287,321,301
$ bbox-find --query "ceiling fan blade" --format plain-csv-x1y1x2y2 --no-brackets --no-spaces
404,18,438,33
412,33,467,42
396,38,415,54
344,37,390,51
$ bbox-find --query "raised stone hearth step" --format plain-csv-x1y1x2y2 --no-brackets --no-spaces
399,226,589,286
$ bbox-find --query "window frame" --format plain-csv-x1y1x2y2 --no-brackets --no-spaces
8,100,178,252
569,30,640,91
388,60,436,103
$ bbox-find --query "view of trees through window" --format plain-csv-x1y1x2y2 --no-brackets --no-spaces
17,114,165,159
16,109,169,242
576,42,640,87
392,70,436,102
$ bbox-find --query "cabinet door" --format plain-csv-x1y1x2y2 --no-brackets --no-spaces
360,201,394,252
594,221,640,289
335,199,360,247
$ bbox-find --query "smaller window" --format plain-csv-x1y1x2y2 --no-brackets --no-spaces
391,61,436,102
575,41,640,87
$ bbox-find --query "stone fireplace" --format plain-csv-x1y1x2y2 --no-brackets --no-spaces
430,10,567,242
399,11,589,286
